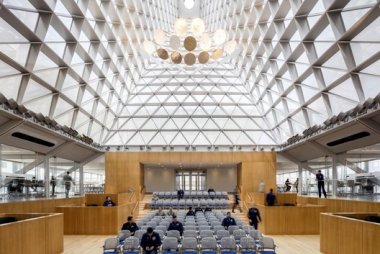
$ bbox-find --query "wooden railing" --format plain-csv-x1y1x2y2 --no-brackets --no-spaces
131,201,139,216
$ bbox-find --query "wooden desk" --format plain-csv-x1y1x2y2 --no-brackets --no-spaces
320,213,380,254
254,204,326,234
251,192,297,206
0,213,63,254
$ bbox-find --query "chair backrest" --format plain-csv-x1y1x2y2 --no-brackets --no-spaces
199,229,214,239
213,225,225,233
181,237,198,250
167,230,181,240
103,238,118,251
220,237,236,250
134,230,144,240
156,225,167,232
239,236,256,250
154,229,165,239
262,236,276,250
162,237,179,250
118,230,131,241
123,236,140,250
183,230,197,238
199,225,211,231
228,225,239,235
184,225,196,231
216,230,230,240
242,225,254,234
200,237,218,250
248,230,262,240
233,229,246,240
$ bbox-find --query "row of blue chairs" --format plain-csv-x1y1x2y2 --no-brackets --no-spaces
151,199,230,209
153,191,228,199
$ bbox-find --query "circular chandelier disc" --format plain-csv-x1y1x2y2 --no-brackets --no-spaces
198,51,210,64
157,48,169,60
211,49,224,60
184,53,196,66
171,51,182,64
170,35,180,50
184,36,197,51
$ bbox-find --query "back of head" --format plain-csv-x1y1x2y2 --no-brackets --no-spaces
127,216,133,222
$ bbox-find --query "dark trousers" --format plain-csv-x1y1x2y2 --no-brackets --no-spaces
232,203,242,212
250,220,259,230
318,181,327,198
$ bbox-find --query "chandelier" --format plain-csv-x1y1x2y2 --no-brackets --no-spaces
143,18,237,65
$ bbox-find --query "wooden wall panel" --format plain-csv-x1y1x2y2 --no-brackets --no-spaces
320,213,380,254
105,152,277,202
256,204,326,234
0,213,63,254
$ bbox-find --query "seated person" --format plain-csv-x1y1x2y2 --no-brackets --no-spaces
186,207,195,216
194,207,203,213
155,207,166,216
152,194,159,201
168,215,184,236
103,196,116,207
140,227,162,254
285,178,291,192
205,207,212,212
167,207,175,217
207,188,215,193
266,188,277,206
221,212,236,230
121,216,139,235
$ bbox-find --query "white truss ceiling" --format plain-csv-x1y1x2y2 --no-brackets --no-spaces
0,0,379,149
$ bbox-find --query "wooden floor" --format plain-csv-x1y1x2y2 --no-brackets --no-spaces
63,234,321,254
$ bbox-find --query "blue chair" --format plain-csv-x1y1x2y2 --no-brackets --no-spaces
181,237,198,254
123,236,140,254
200,237,218,254
161,237,179,254
220,237,237,254
239,236,257,254
103,238,119,254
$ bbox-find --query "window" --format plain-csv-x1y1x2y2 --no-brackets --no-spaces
176,171,206,191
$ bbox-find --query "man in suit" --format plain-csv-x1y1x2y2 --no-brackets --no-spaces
316,170,327,198
222,212,236,230
140,227,161,254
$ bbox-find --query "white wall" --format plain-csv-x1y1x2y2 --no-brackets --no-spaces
206,167,237,192
144,167,237,192
144,167,175,192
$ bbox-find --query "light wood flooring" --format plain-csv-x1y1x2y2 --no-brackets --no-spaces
63,195,321,254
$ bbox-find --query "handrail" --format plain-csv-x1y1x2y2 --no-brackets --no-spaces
246,192,253,202
131,201,139,215
129,191,136,202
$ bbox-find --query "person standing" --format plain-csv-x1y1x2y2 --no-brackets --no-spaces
266,188,276,206
140,227,162,254
316,170,327,198
122,216,139,235
50,176,56,196
232,191,242,213
222,212,237,230
248,206,262,230
294,178,299,193
285,178,291,192
63,171,74,198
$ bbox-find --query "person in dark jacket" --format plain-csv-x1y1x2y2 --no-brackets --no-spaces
186,207,195,216
103,196,116,207
266,188,276,206
167,215,184,235
316,170,327,198
222,212,236,230
121,216,139,235
248,206,262,230
140,227,161,254
232,192,242,213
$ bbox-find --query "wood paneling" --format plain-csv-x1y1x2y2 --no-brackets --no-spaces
56,202,138,235
85,193,133,206
0,213,63,254
320,213,380,254
254,204,326,234
105,152,277,201
297,196,380,213
0,197,84,213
